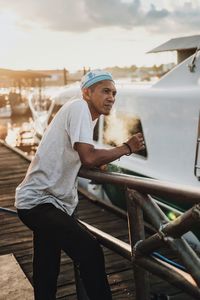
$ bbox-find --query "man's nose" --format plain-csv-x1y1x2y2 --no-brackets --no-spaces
109,93,115,103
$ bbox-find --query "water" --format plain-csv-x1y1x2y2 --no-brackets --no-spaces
0,86,62,158
0,112,39,159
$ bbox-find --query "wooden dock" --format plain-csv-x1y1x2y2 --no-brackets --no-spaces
0,142,196,300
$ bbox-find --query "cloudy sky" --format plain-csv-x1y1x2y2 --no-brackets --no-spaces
1,0,200,71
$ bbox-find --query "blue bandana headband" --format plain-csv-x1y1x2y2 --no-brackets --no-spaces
81,69,114,89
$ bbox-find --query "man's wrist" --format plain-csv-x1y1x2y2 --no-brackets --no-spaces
122,142,132,156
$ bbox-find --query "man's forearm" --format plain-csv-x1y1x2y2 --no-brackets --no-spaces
81,144,130,168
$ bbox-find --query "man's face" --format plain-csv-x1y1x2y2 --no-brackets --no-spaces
84,80,117,119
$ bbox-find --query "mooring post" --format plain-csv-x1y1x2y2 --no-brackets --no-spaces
126,188,150,300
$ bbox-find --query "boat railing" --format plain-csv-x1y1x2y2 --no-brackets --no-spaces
74,167,200,300
28,94,55,137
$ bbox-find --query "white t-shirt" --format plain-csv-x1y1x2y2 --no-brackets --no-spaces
15,99,96,215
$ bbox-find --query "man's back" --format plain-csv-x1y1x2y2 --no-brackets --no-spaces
15,99,94,215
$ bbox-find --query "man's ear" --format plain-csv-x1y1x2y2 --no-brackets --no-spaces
82,88,91,100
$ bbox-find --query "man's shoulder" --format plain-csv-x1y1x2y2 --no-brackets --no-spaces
60,98,85,112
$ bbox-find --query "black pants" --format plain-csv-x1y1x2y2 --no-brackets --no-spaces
18,203,112,300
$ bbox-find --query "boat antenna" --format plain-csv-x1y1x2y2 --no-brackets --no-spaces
188,42,200,72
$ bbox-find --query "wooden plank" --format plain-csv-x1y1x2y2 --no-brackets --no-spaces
0,254,33,300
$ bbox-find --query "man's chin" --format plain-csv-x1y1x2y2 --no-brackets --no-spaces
103,109,112,116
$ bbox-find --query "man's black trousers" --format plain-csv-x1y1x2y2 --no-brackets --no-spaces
18,203,112,300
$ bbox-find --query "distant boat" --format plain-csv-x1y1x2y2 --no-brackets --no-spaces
8,92,29,116
0,105,12,118
28,83,81,137
11,101,29,115
28,93,55,138
0,93,12,118
51,83,81,106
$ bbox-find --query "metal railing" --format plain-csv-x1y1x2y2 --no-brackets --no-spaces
75,167,200,300
1,162,200,299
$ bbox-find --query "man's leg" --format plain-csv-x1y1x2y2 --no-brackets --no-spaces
53,211,112,300
68,223,112,300
18,204,61,300
18,203,112,300
33,231,61,300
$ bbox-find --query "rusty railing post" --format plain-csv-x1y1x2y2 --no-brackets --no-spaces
129,190,200,287
126,188,150,300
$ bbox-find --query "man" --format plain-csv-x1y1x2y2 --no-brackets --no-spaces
15,69,145,300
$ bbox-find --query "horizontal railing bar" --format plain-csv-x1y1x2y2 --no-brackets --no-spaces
79,220,131,260
79,168,200,205
0,207,18,215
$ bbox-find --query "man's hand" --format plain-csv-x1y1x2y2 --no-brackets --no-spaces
126,132,145,153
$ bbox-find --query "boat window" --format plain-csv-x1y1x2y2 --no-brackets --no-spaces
102,112,147,157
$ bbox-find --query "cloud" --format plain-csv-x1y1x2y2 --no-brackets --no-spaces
0,0,200,34
172,2,200,31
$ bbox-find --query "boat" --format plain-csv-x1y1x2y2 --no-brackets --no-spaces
11,102,29,115
8,92,29,116
28,83,81,137
0,94,12,118
28,92,55,138
0,105,12,118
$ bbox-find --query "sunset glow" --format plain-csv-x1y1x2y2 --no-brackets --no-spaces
0,0,199,71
